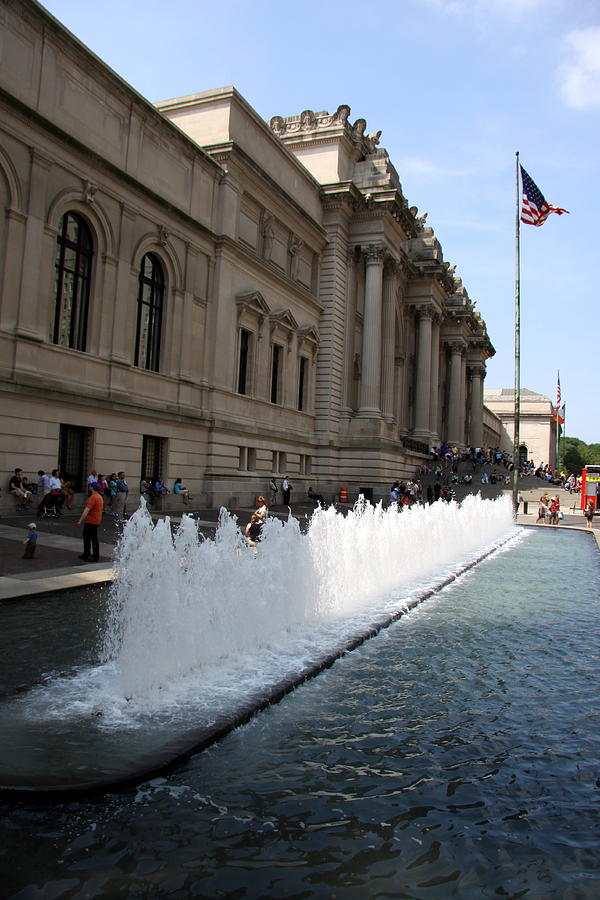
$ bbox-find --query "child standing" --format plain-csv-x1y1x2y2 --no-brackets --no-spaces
23,522,37,558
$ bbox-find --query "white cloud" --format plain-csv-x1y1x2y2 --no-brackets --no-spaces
421,0,556,22
558,27,600,110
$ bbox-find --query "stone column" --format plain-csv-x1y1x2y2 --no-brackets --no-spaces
357,244,385,417
429,314,441,438
469,364,485,447
381,258,399,423
459,353,467,445
446,340,465,445
343,246,358,414
413,303,434,438
394,355,405,431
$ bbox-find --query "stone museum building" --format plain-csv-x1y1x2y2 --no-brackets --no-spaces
484,388,559,470
0,0,495,506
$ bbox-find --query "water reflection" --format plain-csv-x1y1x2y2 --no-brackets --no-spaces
2,528,600,898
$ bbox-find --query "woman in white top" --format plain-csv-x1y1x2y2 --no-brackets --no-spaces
254,495,268,522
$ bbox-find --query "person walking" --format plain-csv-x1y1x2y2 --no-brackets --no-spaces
269,477,278,505
584,499,595,529
22,522,37,558
113,471,128,519
282,476,292,506
537,491,550,524
77,481,104,562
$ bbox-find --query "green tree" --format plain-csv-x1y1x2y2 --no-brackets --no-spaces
586,443,600,465
560,436,599,474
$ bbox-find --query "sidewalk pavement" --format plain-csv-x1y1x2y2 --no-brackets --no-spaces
0,495,597,601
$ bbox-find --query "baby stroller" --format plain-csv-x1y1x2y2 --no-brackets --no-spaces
38,490,62,518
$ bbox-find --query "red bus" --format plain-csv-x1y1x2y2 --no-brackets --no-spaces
581,465,600,513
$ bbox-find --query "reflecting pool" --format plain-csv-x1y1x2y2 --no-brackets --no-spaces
2,527,599,898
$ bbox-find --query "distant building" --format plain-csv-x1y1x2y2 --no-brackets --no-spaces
484,389,560,468
0,2,495,506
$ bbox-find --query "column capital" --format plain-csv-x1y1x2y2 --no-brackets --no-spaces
365,243,386,265
445,339,466,355
415,302,436,321
383,256,402,278
468,363,486,380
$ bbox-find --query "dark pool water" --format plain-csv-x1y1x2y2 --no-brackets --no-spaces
1,528,600,899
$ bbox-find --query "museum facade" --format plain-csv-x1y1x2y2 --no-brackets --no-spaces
0,0,495,506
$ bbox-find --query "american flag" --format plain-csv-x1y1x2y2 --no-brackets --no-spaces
557,371,561,407
520,166,569,227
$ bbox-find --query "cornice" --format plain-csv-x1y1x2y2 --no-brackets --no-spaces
204,141,327,239
0,87,219,245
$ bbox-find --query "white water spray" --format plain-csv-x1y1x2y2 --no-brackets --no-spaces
103,495,515,699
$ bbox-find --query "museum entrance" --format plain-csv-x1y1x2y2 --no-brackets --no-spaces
58,424,92,491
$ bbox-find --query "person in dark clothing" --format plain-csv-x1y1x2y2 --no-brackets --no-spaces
77,482,104,562
282,476,292,505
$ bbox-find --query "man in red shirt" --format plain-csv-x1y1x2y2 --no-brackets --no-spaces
77,481,104,562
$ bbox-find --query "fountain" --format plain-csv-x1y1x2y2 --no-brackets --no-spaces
0,495,516,796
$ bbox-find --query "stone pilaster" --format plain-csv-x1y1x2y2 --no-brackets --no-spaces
0,209,27,333
254,313,269,401
110,204,137,365
357,243,385,417
285,331,299,408
16,150,52,342
315,197,352,435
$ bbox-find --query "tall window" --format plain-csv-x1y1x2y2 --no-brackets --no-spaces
53,211,93,350
298,356,308,411
135,253,164,371
238,329,252,395
271,343,282,404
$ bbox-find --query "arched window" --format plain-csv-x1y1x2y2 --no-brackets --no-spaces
53,211,93,350
135,253,164,371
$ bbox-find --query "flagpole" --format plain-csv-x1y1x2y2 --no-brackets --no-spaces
513,152,521,513
555,370,560,475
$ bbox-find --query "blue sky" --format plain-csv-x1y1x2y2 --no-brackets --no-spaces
41,0,600,444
